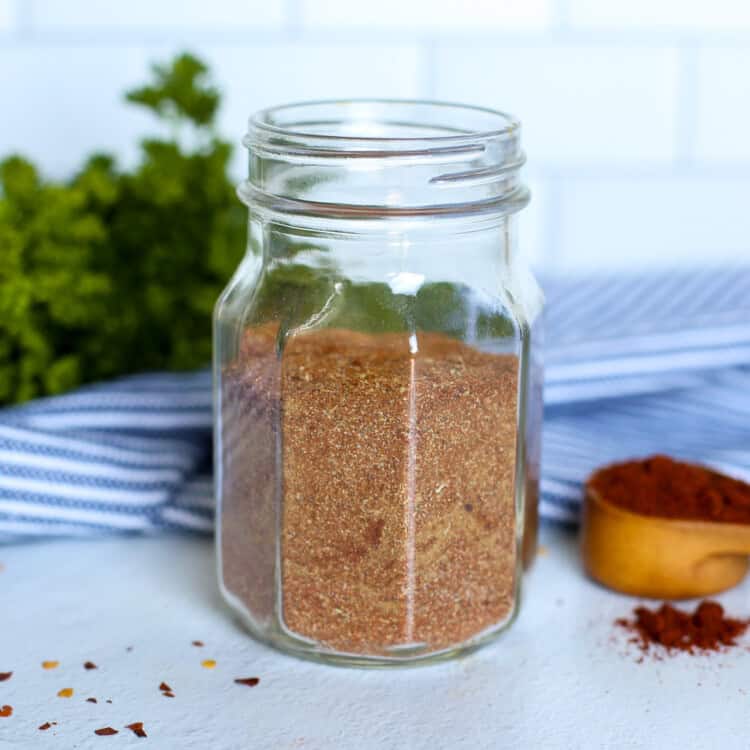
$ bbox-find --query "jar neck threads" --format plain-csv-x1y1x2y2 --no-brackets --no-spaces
240,100,529,221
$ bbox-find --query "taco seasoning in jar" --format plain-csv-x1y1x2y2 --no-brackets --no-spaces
214,101,543,666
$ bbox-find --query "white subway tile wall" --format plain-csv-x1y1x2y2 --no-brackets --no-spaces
1,0,749,271
696,48,750,161
569,0,750,30
560,177,750,268
300,0,554,30
204,44,423,142
434,45,680,163
30,0,286,29
0,46,162,175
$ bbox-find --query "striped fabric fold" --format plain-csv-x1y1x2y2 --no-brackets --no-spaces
1,268,748,541
0,371,213,540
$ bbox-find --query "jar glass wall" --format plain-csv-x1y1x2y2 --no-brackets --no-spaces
214,101,543,666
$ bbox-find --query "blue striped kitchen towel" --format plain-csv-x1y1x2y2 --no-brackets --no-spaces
1,267,749,540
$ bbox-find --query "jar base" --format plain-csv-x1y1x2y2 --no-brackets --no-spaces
219,583,521,669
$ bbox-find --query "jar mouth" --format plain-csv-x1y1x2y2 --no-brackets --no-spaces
242,99,528,220
248,99,520,151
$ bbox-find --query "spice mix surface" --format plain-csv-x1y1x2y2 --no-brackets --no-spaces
221,325,520,655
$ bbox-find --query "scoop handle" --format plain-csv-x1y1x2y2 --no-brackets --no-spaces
581,487,750,599
694,522,750,555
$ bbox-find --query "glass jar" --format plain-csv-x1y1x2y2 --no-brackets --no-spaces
214,101,543,666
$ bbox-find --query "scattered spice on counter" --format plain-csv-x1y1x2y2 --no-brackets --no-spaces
234,677,260,687
192,640,204,647
159,682,175,698
221,326,520,655
94,727,118,736
589,455,750,523
86,698,98,703
42,661,59,670
125,722,147,738
84,661,97,670
617,600,750,655
57,688,74,698
201,660,216,669
0,672,11,681
0,705,12,717
105,700,112,704
38,722,55,730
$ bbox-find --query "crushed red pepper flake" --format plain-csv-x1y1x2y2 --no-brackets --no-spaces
162,691,175,698
39,722,53,731
201,659,216,669
0,672,11,682
234,677,260,687
125,722,147,738
94,727,118,736
84,661,98,670
192,640,204,647
87,698,98,703
42,661,59,670
159,682,172,692
57,688,74,698
0,705,12,717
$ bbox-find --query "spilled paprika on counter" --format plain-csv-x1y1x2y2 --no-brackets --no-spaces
617,600,750,655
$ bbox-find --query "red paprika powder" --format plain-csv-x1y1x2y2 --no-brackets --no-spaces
589,455,750,524
617,600,750,654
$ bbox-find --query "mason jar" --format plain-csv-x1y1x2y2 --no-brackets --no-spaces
214,100,543,666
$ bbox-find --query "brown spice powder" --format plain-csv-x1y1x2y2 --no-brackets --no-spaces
221,326,520,655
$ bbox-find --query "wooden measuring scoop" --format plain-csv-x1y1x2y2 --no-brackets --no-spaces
582,479,750,600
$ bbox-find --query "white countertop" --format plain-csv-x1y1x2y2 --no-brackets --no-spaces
1,525,749,749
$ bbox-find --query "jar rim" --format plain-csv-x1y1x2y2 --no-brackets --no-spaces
248,99,520,149
242,99,527,221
